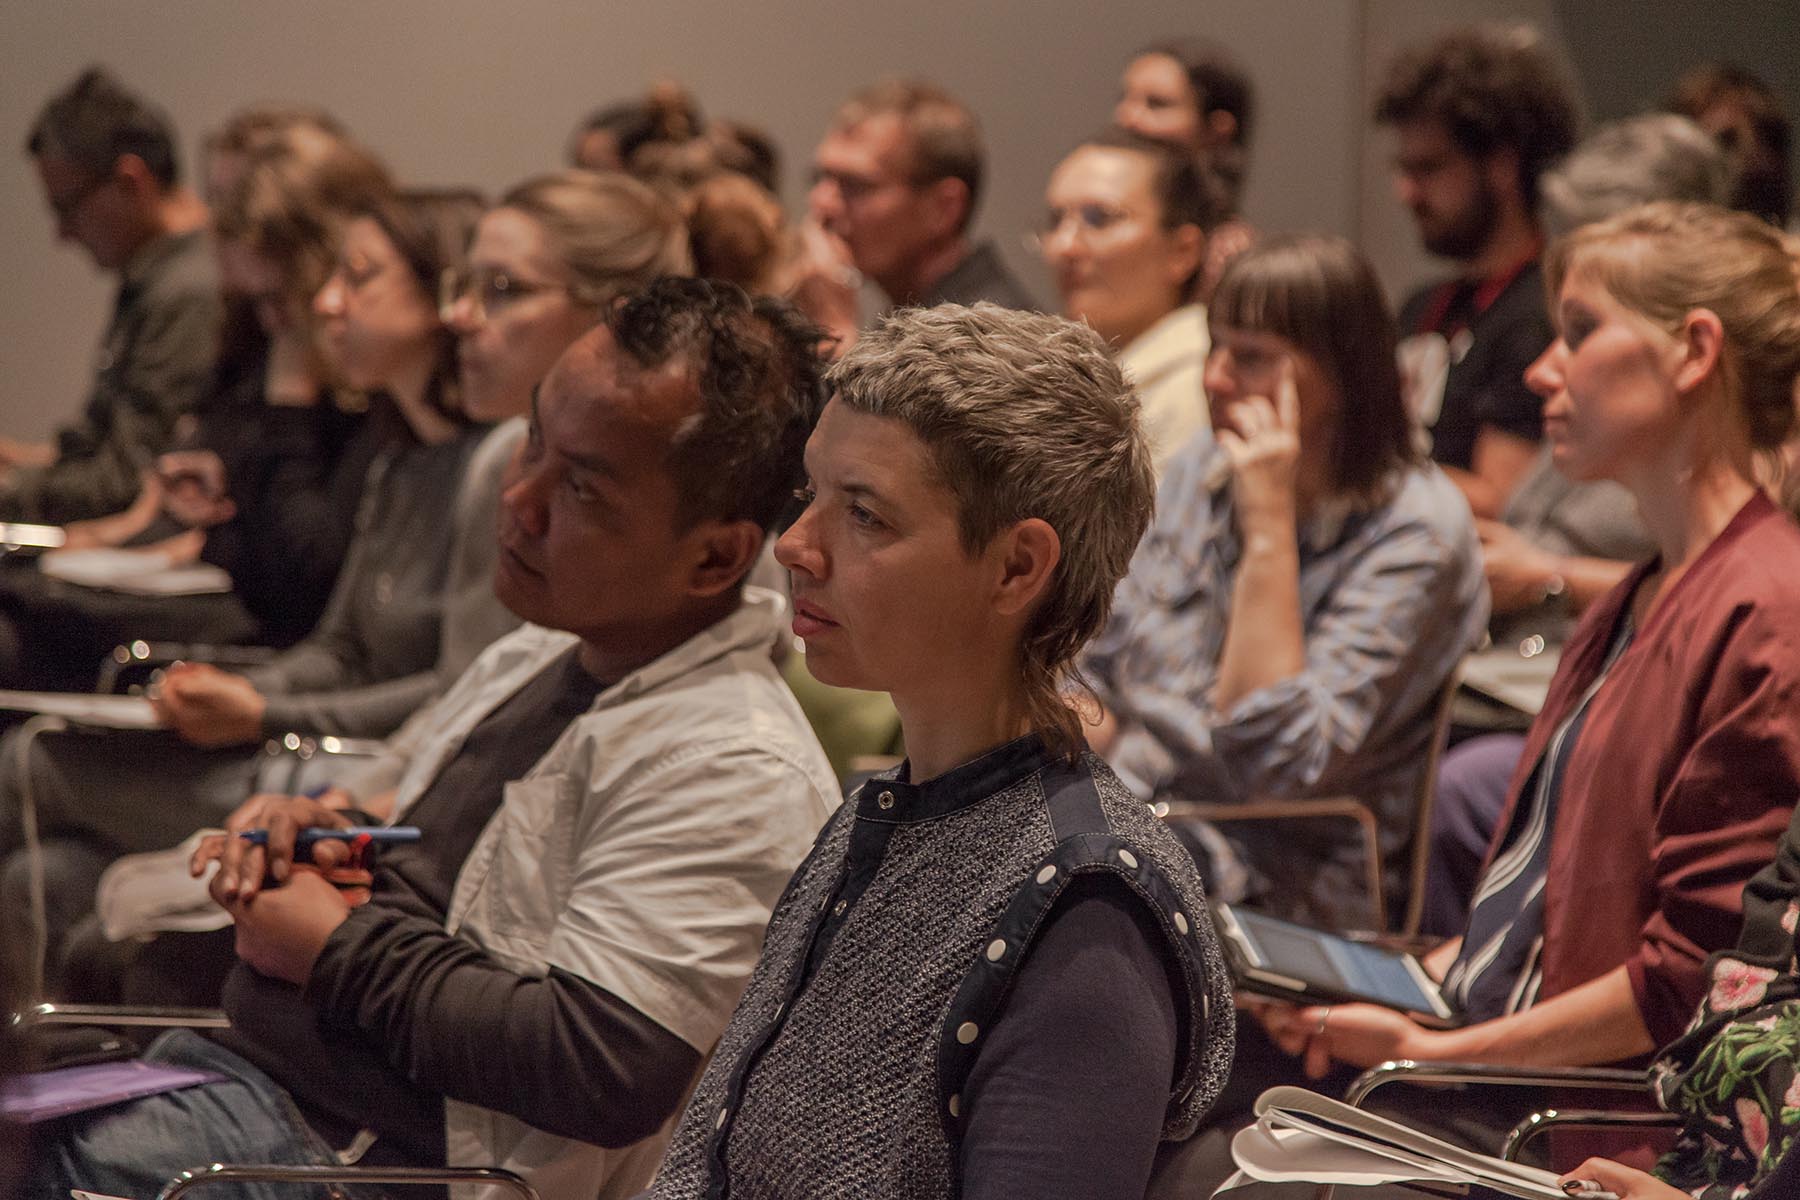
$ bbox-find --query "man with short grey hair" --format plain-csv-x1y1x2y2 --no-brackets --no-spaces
11,66,220,523
792,79,1034,348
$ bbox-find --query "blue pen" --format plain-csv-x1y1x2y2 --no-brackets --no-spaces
238,826,422,847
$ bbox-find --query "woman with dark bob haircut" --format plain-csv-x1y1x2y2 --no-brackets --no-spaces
1086,234,1487,931
648,302,1236,1198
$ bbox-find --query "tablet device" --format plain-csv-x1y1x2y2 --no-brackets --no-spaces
1214,903,1458,1025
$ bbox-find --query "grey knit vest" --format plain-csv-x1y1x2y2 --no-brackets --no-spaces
649,737,1236,1199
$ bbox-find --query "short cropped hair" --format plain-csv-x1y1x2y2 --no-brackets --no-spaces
1374,24,1582,208
831,79,986,232
1210,235,1418,498
27,66,180,188
1539,114,1728,238
828,303,1156,757
608,276,828,535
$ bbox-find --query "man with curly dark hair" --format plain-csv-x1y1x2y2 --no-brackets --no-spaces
1377,24,1581,519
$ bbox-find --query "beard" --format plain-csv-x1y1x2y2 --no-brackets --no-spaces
1418,176,1501,261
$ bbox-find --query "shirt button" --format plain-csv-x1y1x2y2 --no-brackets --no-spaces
948,1094,962,1118
1174,911,1190,936
956,1021,980,1044
832,899,847,917
985,938,1007,962
877,790,895,810
1117,848,1139,870
1036,865,1057,885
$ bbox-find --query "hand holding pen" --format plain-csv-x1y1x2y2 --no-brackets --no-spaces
191,785,355,901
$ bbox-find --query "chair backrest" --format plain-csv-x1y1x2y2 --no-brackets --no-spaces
1395,665,1462,939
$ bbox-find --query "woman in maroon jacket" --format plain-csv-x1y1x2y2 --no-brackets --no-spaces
1256,203,1800,1157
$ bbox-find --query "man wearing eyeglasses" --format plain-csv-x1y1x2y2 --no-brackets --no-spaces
8,67,219,523
789,79,1035,350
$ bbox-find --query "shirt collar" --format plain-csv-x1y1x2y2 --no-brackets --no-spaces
119,228,203,296
855,732,1055,823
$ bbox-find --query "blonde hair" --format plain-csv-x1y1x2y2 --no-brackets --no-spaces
1546,201,1800,450
828,303,1155,757
498,170,692,308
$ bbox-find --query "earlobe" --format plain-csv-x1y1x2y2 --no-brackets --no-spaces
932,178,972,240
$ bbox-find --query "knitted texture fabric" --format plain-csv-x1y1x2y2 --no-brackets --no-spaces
649,749,1235,1199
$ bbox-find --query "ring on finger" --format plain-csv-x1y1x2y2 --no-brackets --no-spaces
1315,1007,1332,1038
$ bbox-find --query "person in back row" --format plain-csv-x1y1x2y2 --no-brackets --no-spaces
1041,129,1218,473
649,302,1235,1199
22,277,841,1200
790,79,1035,347
6,67,220,523
1380,24,1581,519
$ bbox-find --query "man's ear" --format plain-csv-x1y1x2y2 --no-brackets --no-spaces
1674,308,1726,396
1481,147,1524,208
924,176,972,242
1203,109,1238,148
112,153,159,201
991,517,1061,619
685,519,766,598
1165,223,1205,296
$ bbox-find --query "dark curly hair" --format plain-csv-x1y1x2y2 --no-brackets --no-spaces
608,276,827,534
1374,24,1582,208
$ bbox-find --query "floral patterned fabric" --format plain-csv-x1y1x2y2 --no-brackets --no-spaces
1650,800,1800,1199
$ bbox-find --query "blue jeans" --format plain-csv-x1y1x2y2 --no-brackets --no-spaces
24,1029,346,1200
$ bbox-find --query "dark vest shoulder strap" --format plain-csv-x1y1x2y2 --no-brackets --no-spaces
933,758,1211,1146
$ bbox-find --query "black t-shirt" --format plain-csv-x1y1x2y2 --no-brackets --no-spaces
1400,259,1554,472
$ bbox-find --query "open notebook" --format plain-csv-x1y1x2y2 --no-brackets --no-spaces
1219,1086,1614,1199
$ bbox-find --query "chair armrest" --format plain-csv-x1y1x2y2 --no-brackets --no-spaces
11,1002,229,1031
1502,1108,1683,1162
1344,1059,1651,1106
159,1164,538,1200
98,641,276,694
1159,796,1387,930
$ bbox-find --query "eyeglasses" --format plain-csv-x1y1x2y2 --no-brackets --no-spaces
46,170,115,224
439,266,571,322
1030,203,1137,253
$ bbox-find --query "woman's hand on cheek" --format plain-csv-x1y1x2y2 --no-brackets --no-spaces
1218,357,1303,536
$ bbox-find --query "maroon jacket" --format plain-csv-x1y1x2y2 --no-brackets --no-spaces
1489,492,1800,1047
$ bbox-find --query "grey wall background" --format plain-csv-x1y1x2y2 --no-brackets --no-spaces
2,0,1794,442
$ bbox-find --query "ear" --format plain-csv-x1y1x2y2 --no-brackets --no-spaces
924,176,972,241
684,519,766,598
1481,147,1524,205
990,517,1061,620
1164,223,1205,296
112,153,158,200
1203,109,1238,147
1673,308,1726,396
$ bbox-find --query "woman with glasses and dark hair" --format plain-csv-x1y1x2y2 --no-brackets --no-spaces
1041,130,1218,474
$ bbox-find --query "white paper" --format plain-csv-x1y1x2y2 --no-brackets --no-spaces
40,547,231,596
97,831,230,941
0,690,162,729
1460,649,1556,716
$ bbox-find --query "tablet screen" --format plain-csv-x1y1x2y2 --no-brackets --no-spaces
1231,907,1443,1015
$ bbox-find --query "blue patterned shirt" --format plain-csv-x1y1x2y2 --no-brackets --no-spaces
1083,438,1488,927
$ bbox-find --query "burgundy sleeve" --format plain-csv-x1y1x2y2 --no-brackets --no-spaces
958,879,1182,1200
1628,610,1800,1047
